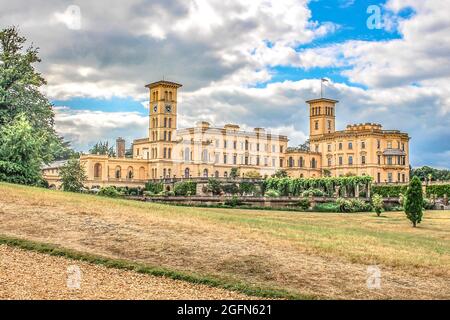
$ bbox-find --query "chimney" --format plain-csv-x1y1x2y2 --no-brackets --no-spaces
116,137,125,158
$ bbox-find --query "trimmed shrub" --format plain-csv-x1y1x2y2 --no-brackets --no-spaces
371,185,407,197
224,196,243,207
206,178,222,195
301,189,325,197
145,181,164,194
296,198,310,210
265,189,280,198
404,176,423,227
222,183,239,195
313,202,339,212
239,181,256,195
174,181,197,196
98,186,121,198
336,198,372,213
372,194,384,216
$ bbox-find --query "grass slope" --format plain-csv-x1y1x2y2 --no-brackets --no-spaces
0,182,449,299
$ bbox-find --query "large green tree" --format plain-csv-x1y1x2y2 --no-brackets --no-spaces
89,141,116,157
404,176,424,227
0,26,70,163
410,166,450,181
60,158,87,192
0,113,46,185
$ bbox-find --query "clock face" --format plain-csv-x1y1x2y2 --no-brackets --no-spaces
153,105,157,113
165,105,172,113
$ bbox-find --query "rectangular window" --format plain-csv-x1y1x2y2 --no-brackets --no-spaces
348,142,353,150
361,155,366,165
233,141,237,149
388,172,393,183
398,172,401,182
279,158,283,167
378,155,381,165
361,141,366,149
256,143,260,152
264,157,268,166
272,158,276,167
387,156,393,165
280,146,283,153
233,155,237,165
272,145,275,152
224,140,227,149
223,154,227,164
327,144,331,152
245,157,249,165
387,141,392,149
339,142,342,150
256,156,260,166
314,121,319,130
339,156,343,166
377,140,381,149
327,158,332,166
377,172,381,183
215,154,219,163
348,156,353,165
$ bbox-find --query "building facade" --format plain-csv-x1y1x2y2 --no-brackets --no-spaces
42,80,410,188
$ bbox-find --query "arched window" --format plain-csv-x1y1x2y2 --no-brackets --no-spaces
184,168,190,178
311,158,317,168
164,91,168,100
168,131,171,141
155,91,158,101
163,147,167,158
164,118,167,128
215,171,219,178
224,171,228,178
115,166,121,179
168,148,172,159
299,157,304,167
169,91,173,101
169,118,172,128
184,147,190,161
127,167,133,179
203,169,208,177
94,163,102,179
289,157,294,167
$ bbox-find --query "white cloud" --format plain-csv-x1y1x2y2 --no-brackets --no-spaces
1,0,449,167
54,108,148,151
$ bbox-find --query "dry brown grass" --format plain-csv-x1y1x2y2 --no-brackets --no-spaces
0,245,251,300
0,182,449,299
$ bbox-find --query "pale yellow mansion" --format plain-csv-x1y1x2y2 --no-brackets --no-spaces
43,80,410,188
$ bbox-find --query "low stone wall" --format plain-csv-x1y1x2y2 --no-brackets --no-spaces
131,196,372,209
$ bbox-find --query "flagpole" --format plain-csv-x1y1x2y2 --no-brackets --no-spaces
321,80,323,98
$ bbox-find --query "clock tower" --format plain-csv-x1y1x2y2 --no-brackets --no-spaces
145,80,182,161
306,98,338,137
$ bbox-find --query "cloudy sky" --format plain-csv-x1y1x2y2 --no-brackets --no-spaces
1,0,449,168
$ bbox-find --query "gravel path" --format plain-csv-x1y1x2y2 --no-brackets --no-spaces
0,245,251,300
